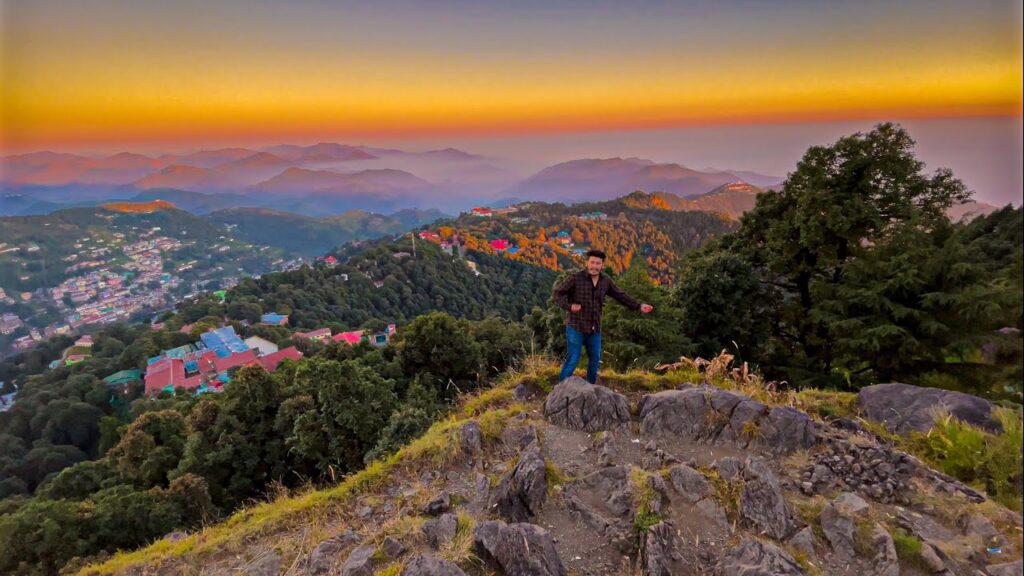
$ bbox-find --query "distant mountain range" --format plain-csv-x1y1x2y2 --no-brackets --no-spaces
0,146,1001,221
503,157,783,202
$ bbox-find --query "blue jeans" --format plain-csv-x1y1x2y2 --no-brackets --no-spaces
559,326,602,384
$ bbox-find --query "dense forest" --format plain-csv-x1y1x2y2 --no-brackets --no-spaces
0,310,529,575
433,195,736,283
207,207,446,256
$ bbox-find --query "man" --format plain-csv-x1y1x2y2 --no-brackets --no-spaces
553,249,653,384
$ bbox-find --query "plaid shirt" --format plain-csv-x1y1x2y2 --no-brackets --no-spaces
553,269,641,334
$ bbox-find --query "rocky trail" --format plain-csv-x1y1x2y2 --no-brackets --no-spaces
85,376,1022,576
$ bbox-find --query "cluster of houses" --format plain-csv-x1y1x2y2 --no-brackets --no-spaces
0,313,23,336
143,325,303,395
470,206,519,217
295,323,398,347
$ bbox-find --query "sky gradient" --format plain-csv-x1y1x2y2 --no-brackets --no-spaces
2,0,1021,150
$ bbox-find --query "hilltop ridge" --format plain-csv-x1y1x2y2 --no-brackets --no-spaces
78,357,1022,576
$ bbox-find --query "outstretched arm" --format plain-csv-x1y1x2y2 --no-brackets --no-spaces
607,279,642,311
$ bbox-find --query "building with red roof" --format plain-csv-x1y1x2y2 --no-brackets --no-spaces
257,346,303,372
333,330,366,345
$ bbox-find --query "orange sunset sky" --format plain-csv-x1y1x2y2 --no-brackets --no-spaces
2,0,1021,151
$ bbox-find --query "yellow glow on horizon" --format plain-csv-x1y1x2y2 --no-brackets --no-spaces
3,31,1021,152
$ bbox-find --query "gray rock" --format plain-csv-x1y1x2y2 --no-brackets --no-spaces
565,495,613,536
858,383,1001,434
669,464,712,503
787,527,818,563
578,465,632,518
543,376,631,432
493,442,547,522
696,499,731,531
641,521,680,576
987,560,1024,576
248,552,282,576
715,539,807,576
638,386,817,453
759,406,820,452
341,545,377,576
501,425,539,450
308,531,361,574
459,422,483,455
401,555,468,576
959,512,1002,545
920,542,946,574
399,553,468,573
382,536,405,559
869,524,899,576
714,457,744,480
473,520,566,576
356,505,372,518
424,491,452,516
819,492,869,559
647,473,669,515
422,513,459,550
740,457,801,540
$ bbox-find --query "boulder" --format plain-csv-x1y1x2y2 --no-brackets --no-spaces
669,464,712,503
493,442,547,522
787,527,818,563
382,536,405,559
641,521,681,576
341,545,377,576
819,492,870,559
473,520,566,576
401,555,468,576
308,530,361,574
459,422,483,455
565,495,614,536
638,386,817,452
543,376,631,432
869,524,899,576
715,539,807,576
740,457,801,540
422,513,459,550
423,492,452,516
578,466,633,518
858,383,1001,434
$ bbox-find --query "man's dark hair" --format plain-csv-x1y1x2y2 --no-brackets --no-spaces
585,249,606,261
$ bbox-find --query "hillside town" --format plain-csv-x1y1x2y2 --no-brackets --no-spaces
0,226,306,357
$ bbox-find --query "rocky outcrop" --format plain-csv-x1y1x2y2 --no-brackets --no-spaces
819,492,870,559
715,539,808,576
868,523,899,576
493,442,548,522
422,513,459,550
739,457,801,540
801,436,916,504
543,377,631,432
473,520,566,576
641,521,682,576
459,422,483,455
668,464,712,503
307,530,361,574
637,385,818,453
858,382,1001,433
401,555,468,576
341,545,377,576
